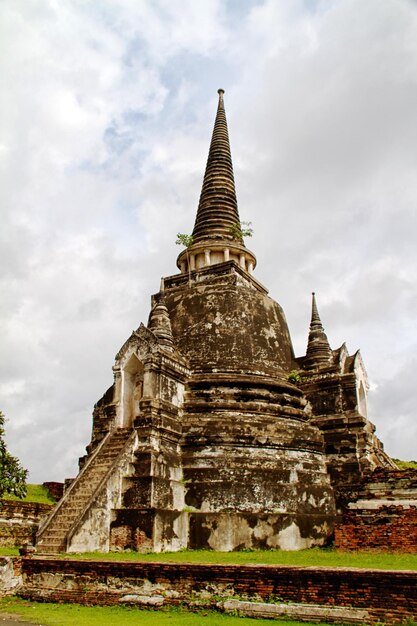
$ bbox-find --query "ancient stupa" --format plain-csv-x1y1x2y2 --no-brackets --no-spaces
36,90,394,554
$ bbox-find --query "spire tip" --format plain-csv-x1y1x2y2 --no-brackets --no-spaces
217,88,225,96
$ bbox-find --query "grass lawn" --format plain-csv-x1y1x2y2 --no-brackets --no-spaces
51,547,417,570
0,597,326,626
0,545,416,570
392,458,417,470
0,546,416,570
3,484,56,505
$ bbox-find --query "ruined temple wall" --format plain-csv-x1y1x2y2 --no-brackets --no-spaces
0,502,53,548
20,557,417,623
335,505,417,552
300,364,394,489
335,468,417,552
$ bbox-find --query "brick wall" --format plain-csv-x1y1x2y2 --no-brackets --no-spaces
335,468,417,552
335,505,417,552
0,501,53,547
20,557,417,623
42,482,64,501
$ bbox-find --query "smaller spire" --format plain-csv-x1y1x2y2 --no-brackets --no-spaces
311,291,321,325
148,299,174,350
304,293,332,369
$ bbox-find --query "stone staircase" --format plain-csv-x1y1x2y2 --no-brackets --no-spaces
36,428,132,554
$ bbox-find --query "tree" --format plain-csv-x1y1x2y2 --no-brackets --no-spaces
0,411,28,500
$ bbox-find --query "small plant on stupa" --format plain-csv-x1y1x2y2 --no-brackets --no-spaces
288,370,301,384
176,233,194,249
176,233,194,285
229,220,253,240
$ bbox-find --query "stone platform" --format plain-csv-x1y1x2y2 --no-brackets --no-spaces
17,557,417,624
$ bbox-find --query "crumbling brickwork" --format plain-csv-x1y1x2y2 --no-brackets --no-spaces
335,505,417,552
335,468,417,551
42,482,63,501
0,502,52,547
20,557,417,623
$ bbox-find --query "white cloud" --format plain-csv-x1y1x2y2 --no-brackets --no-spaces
2,0,417,481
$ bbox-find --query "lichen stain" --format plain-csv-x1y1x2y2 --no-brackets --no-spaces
207,516,252,552
276,522,312,550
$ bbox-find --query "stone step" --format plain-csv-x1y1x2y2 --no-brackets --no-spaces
67,497,93,505
69,488,98,497
37,429,132,550
37,538,63,545
71,486,99,494
37,538,65,547
50,511,81,522
50,521,78,531
40,523,72,533
70,486,95,494
47,520,79,532
38,532,68,541
36,543,66,554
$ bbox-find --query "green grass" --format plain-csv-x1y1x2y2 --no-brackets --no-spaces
393,458,417,470
49,547,417,570
3,484,56,504
0,545,415,570
0,597,326,626
0,546,19,556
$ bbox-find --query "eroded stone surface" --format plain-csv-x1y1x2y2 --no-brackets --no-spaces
222,599,369,623
35,89,406,555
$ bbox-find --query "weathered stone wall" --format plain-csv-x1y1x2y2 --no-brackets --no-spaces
187,511,333,551
19,557,417,623
335,468,417,552
0,557,23,594
0,502,53,548
164,262,296,377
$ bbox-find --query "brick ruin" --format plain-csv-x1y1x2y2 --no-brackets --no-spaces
335,468,417,552
18,558,417,624
36,89,415,554
0,501,53,548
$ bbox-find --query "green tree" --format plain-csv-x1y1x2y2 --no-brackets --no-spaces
0,411,28,500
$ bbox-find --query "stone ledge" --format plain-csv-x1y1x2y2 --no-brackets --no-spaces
119,594,164,606
221,599,369,623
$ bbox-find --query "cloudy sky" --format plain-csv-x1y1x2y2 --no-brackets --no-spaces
2,0,417,483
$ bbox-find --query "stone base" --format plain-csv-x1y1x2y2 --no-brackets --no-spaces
110,508,335,553
110,508,188,553
188,511,334,551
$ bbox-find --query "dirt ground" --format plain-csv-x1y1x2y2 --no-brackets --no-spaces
0,613,44,625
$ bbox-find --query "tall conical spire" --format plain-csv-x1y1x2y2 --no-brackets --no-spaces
304,293,333,369
192,89,241,244
176,89,256,276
